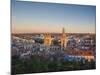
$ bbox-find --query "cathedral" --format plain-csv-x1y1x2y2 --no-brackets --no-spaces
44,33,52,46
60,27,68,48
44,28,68,47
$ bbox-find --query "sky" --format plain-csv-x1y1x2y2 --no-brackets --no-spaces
11,0,96,33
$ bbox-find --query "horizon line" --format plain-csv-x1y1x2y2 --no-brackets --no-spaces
11,32,96,34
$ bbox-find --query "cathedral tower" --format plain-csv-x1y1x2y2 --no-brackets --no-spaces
61,27,67,48
44,33,52,46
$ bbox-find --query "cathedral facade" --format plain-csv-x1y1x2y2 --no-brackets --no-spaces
44,33,52,46
44,28,68,48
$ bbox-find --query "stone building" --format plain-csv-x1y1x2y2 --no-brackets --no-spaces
60,27,68,48
44,27,68,48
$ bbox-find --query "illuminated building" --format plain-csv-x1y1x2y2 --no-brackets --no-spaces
44,27,68,47
44,33,52,46
61,27,68,48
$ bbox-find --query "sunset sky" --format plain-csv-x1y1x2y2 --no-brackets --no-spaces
11,0,96,33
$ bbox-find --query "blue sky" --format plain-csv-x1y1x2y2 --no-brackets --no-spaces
11,0,96,33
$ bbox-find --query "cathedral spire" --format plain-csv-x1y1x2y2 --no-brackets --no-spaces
62,27,65,34
61,27,67,48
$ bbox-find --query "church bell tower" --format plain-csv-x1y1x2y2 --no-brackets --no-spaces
61,27,67,48
44,33,52,46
